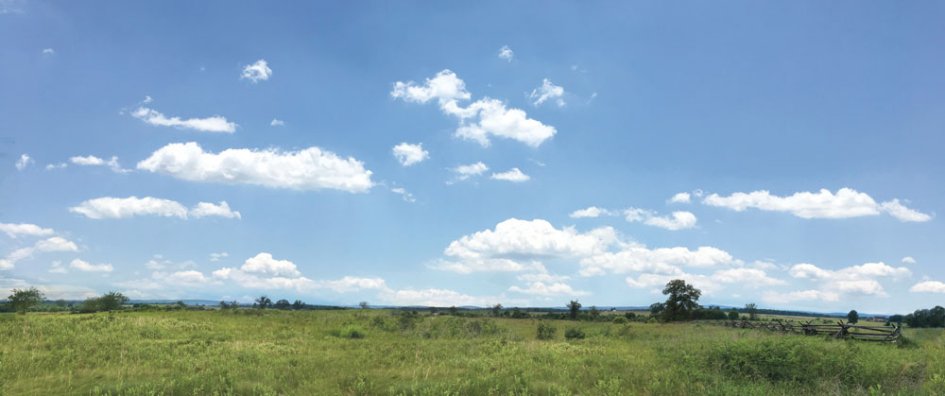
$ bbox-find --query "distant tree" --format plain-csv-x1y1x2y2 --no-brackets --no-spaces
624,312,637,320
274,299,291,310
7,287,44,313
98,292,129,311
847,310,859,324
175,300,186,309
359,301,369,309
727,309,740,320
448,306,458,316
745,303,758,321
660,279,701,321
887,314,904,325
219,300,230,309
567,300,582,320
589,306,600,320
292,300,305,310
491,303,503,317
255,295,272,309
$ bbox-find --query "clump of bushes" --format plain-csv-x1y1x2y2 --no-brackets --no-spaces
536,322,557,340
338,325,365,339
612,316,628,324
564,327,585,340
75,292,128,313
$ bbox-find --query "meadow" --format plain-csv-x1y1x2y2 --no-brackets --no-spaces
1,309,943,395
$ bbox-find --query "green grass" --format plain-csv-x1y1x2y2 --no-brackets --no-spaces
0,310,942,395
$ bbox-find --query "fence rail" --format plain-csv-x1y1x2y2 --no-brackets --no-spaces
722,319,901,342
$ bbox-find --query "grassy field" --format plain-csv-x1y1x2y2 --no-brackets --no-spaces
1,309,943,395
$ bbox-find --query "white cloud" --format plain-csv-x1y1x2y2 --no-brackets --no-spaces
762,289,841,304
69,155,130,173
212,253,313,291
451,161,488,182
165,270,211,285
390,187,416,203
581,245,735,276
45,162,68,170
880,199,933,222
669,192,691,204
190,201,241,219
0,223,54,238
901,256,916,265
0,236,79,270
316,276,388,293
49,261,67,274
910,281,945,294
704,188,931,222
529,78,565,107
42,48,54,55
70,196,188,219
624,208,698,230
787,261,911,297
392,142,429,167
711,268,785,287
209,252,229,262
380,287,494,307
69,258,113,272
490,168,530,182
143,95,153,104
241,59,272,83
569,206,614,219
509,281,587,297
270,118,285,127
498,45,514,62
132,107,237,133
444,218,616,264
137,142,373,193
392,70,556,147
15,154,32,171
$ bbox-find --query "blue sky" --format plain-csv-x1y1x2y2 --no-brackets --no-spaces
2,1,944,313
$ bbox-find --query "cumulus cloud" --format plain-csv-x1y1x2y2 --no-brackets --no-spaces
901,256,916,265
498,45,514,62
137,142,373,193
69,258,113,272
910,281,945,294
45,162,68,170
490,168,530,182
529,79,565,107
0,236,79,270
669,192,691,204
212,252,313,290
132,107,237,133
703,188,931,222
42,48,54,55
0,223,54,238
581,245,735,277
316,276,388,293
569,206,615,219
270,118,285,127
241,59,272,83
762,289,841,304
380,287,495,307
508,281,587,297
787,261,911,297
69,155,131,173
392,70,556,147
444,218,616,263
190,201,241,219
624,208,698,230
15,154,32,171
70,196,241,220
392,142,429,167
451,161,488,182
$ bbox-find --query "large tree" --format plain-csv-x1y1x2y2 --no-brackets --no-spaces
567,300,582,320
660,279,701,321
847,310,859,324
745,303,758,320
7,287,44,313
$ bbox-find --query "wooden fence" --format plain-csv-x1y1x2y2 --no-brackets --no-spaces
722,319,901,342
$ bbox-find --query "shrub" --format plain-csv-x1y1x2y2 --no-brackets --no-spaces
612,316,628,324
564,327,585,340
339,325,365,339
536,323,557,340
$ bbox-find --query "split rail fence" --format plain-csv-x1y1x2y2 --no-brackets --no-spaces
722,319,901,342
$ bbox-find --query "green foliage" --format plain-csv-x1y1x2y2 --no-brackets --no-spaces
848,309,859,324
727,310,740,320
491,303,503,317
904,306,945,328
745,303,759,320
567,300,581,320
612,316,628,325
7,287,44,313
660,279,701,321
254,295,272,309
536,322,557,340
76,291,128,313
338,324,365,339
564,327,585,340
273,299,291,310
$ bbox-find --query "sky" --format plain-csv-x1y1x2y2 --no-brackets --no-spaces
1,1,944,313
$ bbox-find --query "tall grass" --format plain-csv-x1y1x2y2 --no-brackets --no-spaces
0,310,941,395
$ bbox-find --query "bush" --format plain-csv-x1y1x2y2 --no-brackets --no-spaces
612,316,628,324
564,327,585,340
536,323,557,340
339,325,365,339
